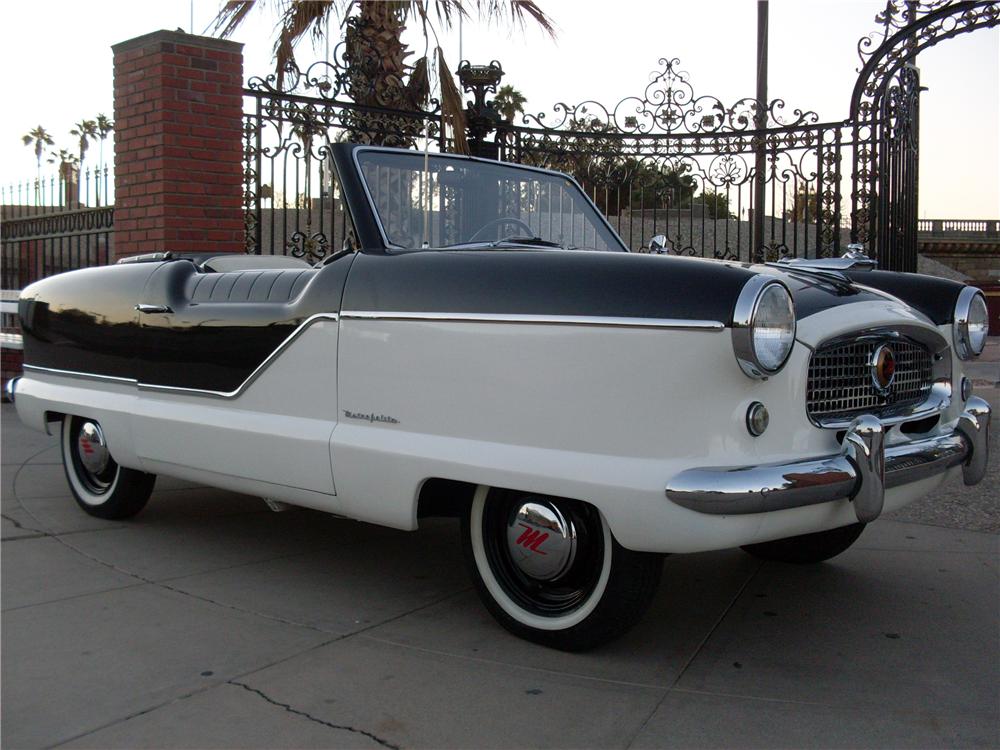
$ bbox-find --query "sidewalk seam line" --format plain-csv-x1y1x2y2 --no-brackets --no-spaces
623,559,764,749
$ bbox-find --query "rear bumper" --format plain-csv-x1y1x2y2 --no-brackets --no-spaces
665,396,991,521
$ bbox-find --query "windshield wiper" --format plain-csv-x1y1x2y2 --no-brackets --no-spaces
488,235,565,249
436,236,567,251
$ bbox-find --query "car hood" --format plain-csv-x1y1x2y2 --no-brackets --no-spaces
747,263,899,321
344,249,962,330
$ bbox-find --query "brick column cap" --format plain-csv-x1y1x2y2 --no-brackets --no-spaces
112,29,243,55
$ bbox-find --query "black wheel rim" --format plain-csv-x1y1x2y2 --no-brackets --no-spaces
68,418,118,496
481,490,605,617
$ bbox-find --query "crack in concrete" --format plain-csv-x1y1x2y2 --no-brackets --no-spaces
2,532,49,542
8,452,340,633
41,538,337,634
1,511,44,533
623,559,765,750
229,679,401,749
0,514,123,544
11,453,474,641
53,590,468,748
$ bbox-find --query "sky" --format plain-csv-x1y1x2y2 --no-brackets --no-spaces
0,0,997,219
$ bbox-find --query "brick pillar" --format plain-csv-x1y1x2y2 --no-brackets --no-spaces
112,30,244,258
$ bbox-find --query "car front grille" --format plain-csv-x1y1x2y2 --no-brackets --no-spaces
806,337,933,425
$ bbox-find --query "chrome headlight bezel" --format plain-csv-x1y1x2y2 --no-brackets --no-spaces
732,276,796,379
953,286,988,360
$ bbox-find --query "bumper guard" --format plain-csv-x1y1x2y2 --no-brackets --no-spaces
665,396,991,522
3,375,18,404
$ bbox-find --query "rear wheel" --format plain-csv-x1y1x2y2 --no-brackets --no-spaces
741,523,866,564
463,486,662,651
61,415,156,519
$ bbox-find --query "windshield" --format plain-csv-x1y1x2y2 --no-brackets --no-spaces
355,150,625,252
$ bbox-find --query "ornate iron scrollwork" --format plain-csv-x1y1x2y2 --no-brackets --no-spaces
285,229,330,263
457,61,504,154
849,1,998,264
240,1,997,269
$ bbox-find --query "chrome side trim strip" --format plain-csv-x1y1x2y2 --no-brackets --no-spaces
137,312,340,398
23,365,138,385
23,309,718,399
24,313,340,399
340,311,725,331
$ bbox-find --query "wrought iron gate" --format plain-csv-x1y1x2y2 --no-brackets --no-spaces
241,0,999,269
873,64,922,271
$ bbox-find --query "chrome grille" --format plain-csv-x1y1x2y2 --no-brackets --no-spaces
807,338,933,424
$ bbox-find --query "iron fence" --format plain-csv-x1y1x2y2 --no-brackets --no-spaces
1,167,112,215
493,58,857,261
0,206,113,289
1,167,114,288
240,1,998,271
242,61,453,260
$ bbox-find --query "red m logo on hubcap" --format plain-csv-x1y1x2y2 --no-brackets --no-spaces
515,524,549,554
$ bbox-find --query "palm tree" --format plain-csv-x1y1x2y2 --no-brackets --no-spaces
70,120,98,168
494,85,527,123
212,1,554,152
95,114,114,205
22,125,54,202
70,119,98,205
95,114,113,170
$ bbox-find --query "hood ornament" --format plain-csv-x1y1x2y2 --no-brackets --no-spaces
773,252,877,273
841,243,876,265
767,244,876,291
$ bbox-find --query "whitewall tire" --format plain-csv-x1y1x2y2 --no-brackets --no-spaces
61,415,156,519
462,485,662,651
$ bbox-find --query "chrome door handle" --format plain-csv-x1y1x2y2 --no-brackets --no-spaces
135,304,173,314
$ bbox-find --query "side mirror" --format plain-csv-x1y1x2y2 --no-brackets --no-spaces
648,234,668,254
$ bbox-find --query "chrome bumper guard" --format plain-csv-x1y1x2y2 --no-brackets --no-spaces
3,375,18,404
665,396,991,522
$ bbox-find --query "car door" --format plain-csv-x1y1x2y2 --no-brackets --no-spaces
130,254,355,498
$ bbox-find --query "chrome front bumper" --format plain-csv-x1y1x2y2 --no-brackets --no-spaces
665,396,991,522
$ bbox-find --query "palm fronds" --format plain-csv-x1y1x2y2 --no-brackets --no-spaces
210,0,555,152
437,48,468,154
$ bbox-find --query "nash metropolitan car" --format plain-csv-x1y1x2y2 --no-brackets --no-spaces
8,144,992,650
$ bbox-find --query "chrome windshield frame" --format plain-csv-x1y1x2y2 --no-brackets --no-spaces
350,146,630,254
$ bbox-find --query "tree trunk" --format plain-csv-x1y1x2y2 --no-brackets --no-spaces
342,1,425,147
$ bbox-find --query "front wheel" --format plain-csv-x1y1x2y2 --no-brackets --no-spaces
462,486,662,651
61,415,156,519
741,523,866,564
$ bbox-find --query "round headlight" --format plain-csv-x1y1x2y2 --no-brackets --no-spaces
954,286,989,360
732,276,796,379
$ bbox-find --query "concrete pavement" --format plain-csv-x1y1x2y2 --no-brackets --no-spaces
2,400,998,749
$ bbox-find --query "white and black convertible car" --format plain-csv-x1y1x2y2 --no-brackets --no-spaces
8,145,991,650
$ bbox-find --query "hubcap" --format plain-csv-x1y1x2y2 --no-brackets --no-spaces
506,501,577,581
77,421,110,475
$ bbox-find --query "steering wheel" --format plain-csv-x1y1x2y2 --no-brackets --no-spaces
467,217,534,243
